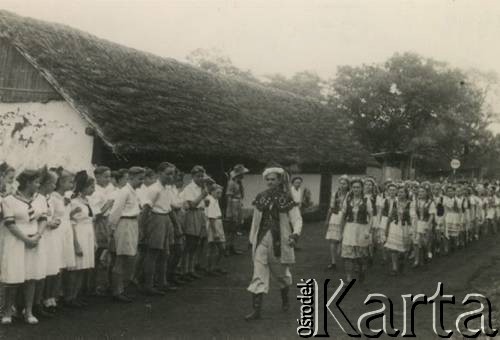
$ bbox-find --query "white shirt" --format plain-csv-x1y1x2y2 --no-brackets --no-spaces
205,195,222,219
143,180,175,214
290,186,303,204
180,181,204,209
108,183,141,227
89,183,116,215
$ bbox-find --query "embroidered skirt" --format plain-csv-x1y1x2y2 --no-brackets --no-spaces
341,222,370,259
385,222,410,253
325,212,342,241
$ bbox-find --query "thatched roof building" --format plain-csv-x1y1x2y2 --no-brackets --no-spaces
0,10,368,171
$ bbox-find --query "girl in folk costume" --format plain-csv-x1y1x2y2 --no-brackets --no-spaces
36,168,62,317
384,186,412,275
463,187,476,245
485,186,496,235
225,164,249,255
67,171,97,307
443,185,461,253
474,185,486,240
377,183,398,263
1,170,48,325
50,169,76,307
432,183,446,256
340,178,373,282
245,166,301,321
324,175,349,271
411,186,436,267
363,177,379,264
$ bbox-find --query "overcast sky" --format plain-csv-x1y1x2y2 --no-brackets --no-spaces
2,0,500,128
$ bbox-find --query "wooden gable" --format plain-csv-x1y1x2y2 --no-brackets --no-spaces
0,38,61,103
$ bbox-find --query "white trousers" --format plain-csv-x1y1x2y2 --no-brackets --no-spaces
247,230,292,294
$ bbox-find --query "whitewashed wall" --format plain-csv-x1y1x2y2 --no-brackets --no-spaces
0,101,94,172
241,174,321,208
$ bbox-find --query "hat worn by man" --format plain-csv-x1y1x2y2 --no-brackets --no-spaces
230,164,249,179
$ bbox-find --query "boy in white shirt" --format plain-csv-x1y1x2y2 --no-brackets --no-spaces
205,184,227,275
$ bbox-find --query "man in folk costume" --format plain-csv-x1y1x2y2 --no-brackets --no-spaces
225,164,249,255
245,165,302,321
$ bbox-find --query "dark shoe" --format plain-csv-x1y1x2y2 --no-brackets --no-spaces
326,263,337,271
245,293,263,321
113,294,132,303
171,277,186,285
281,287,290,312
33,305,54,318
230,247,243,255
63,300,83,309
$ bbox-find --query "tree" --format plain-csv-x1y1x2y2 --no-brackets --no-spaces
330,52,493,170
186,48,258,82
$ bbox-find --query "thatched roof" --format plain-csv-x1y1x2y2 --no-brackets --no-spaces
0,10,368,167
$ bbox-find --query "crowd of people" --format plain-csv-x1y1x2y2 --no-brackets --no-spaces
0,161,253,325
2,157,497,325
325,175,500,282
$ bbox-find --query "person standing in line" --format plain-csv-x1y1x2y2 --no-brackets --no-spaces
132,167,157,286
205,184,228,276
68,171,96,307
324,175,349,271
88,166,114,295
245,166,301,321
225,164,249,256
180,166,209,280
108,167,144,303
140,162,179,295
167,171,187,286
50,169,76,308
1,169,47,325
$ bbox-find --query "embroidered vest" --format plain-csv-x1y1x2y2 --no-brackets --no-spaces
331,191,345,214
435,197,444,217
416,200,431,222
390,201,411,226
345,196,368,224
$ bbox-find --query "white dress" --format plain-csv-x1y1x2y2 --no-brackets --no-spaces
50,192,75,269
41,194,64,276
70,197,95,270
1,194,48,283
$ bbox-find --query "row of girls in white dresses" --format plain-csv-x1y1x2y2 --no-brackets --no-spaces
325,177,500,281
0,164,227,325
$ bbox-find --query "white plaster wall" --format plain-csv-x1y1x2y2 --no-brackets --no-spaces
0,101,93,172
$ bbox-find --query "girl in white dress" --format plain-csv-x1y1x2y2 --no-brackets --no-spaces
1,169,47,325
411,186,436,267
324,175,349,271
340,178,372,282
485,186,496,236
363,178,379,265
384,186,412,275
443,185,461,253
67,171,96,307
38,169,63,314
50,169,76,306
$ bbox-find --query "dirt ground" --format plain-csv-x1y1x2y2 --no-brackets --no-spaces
1,222,500,339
